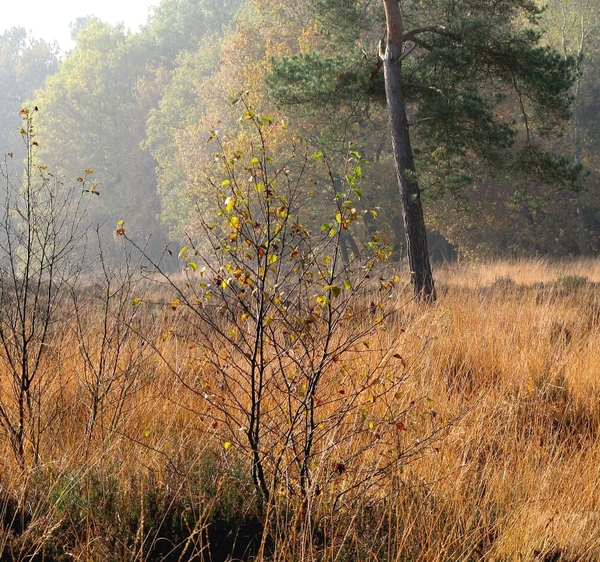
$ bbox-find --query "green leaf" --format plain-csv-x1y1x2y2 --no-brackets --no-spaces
324,284,341,298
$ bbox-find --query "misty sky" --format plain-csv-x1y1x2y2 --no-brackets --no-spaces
2,0,158,52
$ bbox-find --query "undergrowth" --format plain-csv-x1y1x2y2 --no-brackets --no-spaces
1,260,600,561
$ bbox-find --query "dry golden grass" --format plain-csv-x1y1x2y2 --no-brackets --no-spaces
1,258,600,561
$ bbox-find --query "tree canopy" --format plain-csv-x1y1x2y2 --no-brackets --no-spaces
0,0,595,265
269,0,580,195
0,28,58,160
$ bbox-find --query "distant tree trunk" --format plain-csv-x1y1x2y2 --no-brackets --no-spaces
381,0,436,302
340,231,361,264
573,78,589,254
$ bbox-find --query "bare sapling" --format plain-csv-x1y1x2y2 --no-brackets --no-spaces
0,108,92,468
69,230,159,453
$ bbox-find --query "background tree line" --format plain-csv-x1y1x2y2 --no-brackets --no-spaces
1,0,598,263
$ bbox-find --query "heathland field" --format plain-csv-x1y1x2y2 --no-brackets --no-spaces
2,259,600,561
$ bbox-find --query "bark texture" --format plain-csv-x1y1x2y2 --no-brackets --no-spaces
382,0,436,301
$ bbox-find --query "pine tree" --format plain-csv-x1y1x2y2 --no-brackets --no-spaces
268,0,580,300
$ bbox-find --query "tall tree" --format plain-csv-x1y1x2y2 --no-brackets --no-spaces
144,39,223,239
543,0,600,253
381,0,434,300
30,0,245,256
33,19,166,257
0,28,58,159
144,0,313,243
143,0,243,67
268,0,580,299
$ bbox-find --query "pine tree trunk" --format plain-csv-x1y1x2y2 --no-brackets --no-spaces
382,0,436,302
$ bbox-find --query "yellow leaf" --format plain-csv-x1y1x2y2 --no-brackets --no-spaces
223,441,232,451
178,245,190,259
132,297,142,306
224,196,236,213
188,261,198,271
85,169,93,175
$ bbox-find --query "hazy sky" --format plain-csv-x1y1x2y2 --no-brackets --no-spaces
2,0,159,52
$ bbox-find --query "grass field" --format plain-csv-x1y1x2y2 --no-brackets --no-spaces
1,259,599,561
